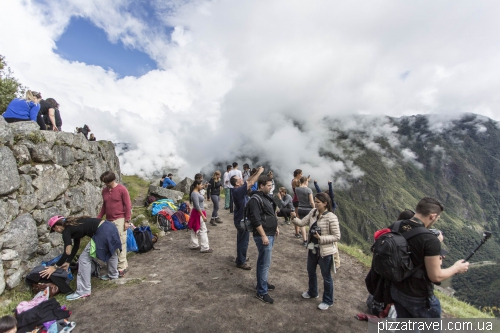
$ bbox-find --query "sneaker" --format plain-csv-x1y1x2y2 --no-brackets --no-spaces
303,241,308,247
118,268,128,278
267,283,275,291
215,217,223,224
66,292,90,301
100,274,117,281
294,234,301,238
318,302,330,310
236,263,251,270
200,249,213,253
302,292,319,299
255,293,274,304
190,246,201,250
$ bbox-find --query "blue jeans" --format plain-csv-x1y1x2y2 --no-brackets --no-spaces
254,235,275,295
390,286,441,318
235,221,249,265
211,195,220,218
307,251,334,305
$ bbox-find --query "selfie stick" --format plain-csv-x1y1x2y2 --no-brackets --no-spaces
464,231,492,262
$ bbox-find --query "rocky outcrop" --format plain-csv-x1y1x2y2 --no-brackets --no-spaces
0,118,121,294
148,185,184,201
172,177,193,196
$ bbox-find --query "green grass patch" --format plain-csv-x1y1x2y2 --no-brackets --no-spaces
122,175,150,203
338,243,372,267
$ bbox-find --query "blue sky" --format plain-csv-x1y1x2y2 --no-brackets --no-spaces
55,17,158,77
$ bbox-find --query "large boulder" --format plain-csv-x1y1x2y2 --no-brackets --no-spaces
30,143,54,163
66,163,86,186
172,177,193,195
0,199,19,231
52,145,75,166
8,121,39,137
19,174,34,195
0,259,5,294
0,117,13,145
72,133,90,152
32,165,69,203
65,187,85,214
80,182,103,217
97,141,121,183
0,213,38,261
148,185,184,201
0,147,21,196
11,144,31,165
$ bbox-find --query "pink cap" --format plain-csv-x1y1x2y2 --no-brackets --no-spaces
47,215,65,230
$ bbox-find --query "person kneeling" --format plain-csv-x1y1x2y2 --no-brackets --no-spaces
291,192,341,310
40,215,122,300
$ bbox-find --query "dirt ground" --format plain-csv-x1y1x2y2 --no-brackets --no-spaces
69,201,371,333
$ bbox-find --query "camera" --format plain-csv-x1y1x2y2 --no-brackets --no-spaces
429,229,442,237
310,225,321,235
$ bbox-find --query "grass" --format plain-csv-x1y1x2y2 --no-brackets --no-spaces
122,175,150,203
338,242,493,318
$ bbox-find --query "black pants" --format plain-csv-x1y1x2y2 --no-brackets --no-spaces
277,208,292,218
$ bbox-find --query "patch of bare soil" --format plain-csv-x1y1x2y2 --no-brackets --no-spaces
68,202,370,333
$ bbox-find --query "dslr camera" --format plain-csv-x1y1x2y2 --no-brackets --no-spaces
429,229,442,237
310,225,321,235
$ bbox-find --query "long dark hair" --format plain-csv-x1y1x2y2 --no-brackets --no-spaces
189,180,203,203
52,216,92,229
313,192,332,217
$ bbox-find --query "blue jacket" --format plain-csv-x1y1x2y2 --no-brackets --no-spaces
162,177,176,187
93,221,122,262
3,98,40,121
314,181,337,212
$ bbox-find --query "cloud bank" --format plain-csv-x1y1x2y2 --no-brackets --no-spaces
1,0,500,185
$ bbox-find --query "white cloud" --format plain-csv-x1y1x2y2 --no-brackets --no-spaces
1,0,500,183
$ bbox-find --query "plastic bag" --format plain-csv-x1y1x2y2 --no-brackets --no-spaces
127,227,139,252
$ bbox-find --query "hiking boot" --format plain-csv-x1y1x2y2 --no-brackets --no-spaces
236,263,251,270
118,268,128,278
100,275,117,281
301,292,319,299
200,249,213,253
294,234,301,238
66,292,90,301
255,293,274,304
210,219,217,226
215,217,223,224
190,246,201,250
267,283,275,291
303,241,308,247
318,302,331,310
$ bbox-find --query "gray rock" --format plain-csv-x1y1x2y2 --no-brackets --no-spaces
148,185,184,201
33,247,63,265
0,146,21,196
0,214,38,261
80,182,102,217
32,164,69,203
37,224,49,237
5,269,16,276
66,163,86,186
6,271,23,289
39,200,69,224
8,121,39,137
19,174,34,195
0,199,19,231
37,242,52,255
32,210,42,223
1,249,19,261
11,144,31,165
0,260,4,294
55,132,74,147
98,141,121,182
3,260,19,269
46,233,62,247
17,139,34,150
84,166,94,182
72,148,86,160
65,187,85,214
73,133,90,152
40,131,56,148
0,117,13,146
18,165,33,174
89,159,107,184
19,193,38,213
52,145,74,166
30,143,54,163
172,177,193,195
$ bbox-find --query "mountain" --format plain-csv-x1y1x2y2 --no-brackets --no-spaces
324,113,500,311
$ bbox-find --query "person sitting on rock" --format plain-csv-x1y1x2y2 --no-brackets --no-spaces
80,124,90,139
2,90,43,128
40,98,60,131
162,173,176,189
89,133,96,141
40,215,122,301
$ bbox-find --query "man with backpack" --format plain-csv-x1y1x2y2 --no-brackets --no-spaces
370,197,469,318
230,166,264,270
246,175,279,304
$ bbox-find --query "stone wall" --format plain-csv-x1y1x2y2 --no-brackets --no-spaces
0,119,121,294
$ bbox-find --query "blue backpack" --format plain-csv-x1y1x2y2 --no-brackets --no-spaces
171,214,185,230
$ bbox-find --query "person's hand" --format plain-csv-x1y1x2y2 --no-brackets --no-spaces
257,166,264,174
314,179,317,183
52,126,59,132
124,220,131,231
39,266,56,279
328,180,332,184
313,231,321,240
454,260,470,274
262,236,269,246
437,231,444,243
60,262,70,270
202,215,207,222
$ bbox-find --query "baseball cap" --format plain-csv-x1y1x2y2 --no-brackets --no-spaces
47,215,65,232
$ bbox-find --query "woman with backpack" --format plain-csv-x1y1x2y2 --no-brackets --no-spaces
207,170,223,226
295,176,314,246
39,215,122,300
187,180,213,253
291,192,341,311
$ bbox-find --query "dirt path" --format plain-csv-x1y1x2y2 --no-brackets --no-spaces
68,201,370,333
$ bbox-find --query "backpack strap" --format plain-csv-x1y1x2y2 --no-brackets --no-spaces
391,220,431,239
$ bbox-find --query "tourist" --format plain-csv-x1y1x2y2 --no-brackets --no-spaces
162,173,176,189
187,180,212,253
242,163,251,182
40,98,60,131
275,187,293,223
295,176,313,246
207,170,223,226
291,169,305,240
223,165,232,209
2,90,43,128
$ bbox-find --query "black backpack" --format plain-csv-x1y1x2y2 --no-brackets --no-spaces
134,228,154,253
90,258,102,278
371,220,431,282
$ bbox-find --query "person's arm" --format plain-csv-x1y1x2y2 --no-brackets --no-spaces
308,191,315,208
29,103,40,122
291,209,313,227
171,179,177,186
318,214,340,244
314,180,321,194
246,167,264,190
122,187,132,221
48,108,58,131
192,193,202,213
328,181,337,211
425,256,469,283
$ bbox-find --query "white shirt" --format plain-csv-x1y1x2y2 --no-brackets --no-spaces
227,169,243,189
223,172,231,189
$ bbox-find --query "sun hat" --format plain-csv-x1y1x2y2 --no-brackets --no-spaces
47,215,65,232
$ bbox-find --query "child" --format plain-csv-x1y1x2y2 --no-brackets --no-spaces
0,315,17,333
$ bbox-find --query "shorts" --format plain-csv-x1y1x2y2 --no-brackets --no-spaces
293,201,299,208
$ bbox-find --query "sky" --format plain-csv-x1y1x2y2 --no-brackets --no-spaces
1,0,499,183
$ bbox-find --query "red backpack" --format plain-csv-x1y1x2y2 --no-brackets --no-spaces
157,210,174,231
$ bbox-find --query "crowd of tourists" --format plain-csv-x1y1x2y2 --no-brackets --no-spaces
2,90,95,140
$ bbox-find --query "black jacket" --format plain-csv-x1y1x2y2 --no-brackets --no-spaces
247,191,278,237
207,178,222,197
